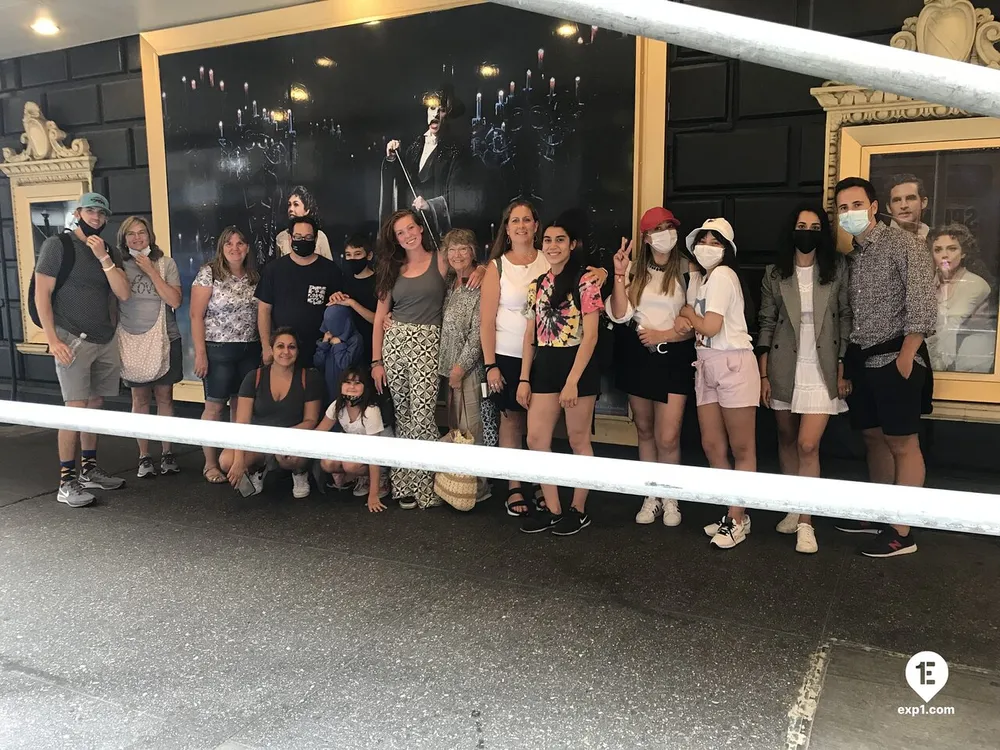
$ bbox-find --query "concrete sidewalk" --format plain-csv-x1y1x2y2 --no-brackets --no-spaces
1,426,998,749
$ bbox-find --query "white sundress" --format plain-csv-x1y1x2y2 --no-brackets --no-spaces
771,266,847,415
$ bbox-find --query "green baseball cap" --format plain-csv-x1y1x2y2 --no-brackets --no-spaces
79,192,110,215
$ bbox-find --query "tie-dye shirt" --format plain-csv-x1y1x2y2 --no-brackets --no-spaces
523,270,605,347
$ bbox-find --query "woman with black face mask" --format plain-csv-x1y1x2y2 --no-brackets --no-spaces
757,202,853,554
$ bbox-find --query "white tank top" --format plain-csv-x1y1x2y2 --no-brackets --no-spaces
495,251,550,357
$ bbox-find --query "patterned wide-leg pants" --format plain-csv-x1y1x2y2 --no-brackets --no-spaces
383,323,441,508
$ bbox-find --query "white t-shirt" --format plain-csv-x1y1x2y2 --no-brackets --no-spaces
692,266,752,351
324,403,387,436
606,261,687,331
495,251,550,357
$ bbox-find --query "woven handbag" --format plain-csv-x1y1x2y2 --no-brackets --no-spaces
433,387,479,511
118,257,171,384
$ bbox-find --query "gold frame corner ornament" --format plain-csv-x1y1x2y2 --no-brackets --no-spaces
0,101,95,352
139,0,667,415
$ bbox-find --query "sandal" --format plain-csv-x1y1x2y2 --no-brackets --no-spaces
203,466,227,484
505,486,532,517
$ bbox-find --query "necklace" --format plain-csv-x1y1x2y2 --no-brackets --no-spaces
646,258,669,273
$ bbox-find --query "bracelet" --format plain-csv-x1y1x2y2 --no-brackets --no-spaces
760,375,769,380
484,363,498,372
519,379,530,384
370,359,383,367
101,263,115,273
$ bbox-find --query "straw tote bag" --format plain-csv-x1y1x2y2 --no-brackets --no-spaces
118,257,170,384
433,387,479,511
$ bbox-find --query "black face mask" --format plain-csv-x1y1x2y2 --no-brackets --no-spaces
792,229,821,254
78,219,105,238
291,239,316,257
344,258,369,276
344,394,363,407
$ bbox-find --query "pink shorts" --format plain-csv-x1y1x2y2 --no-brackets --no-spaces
694,349,760,408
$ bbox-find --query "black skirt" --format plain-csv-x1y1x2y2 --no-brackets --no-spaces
530,345,602,397
491,353,526,413
615,328,696,402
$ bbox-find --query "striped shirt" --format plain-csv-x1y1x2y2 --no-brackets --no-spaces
847,222,936,368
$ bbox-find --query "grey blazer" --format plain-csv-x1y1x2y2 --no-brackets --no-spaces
757,260,852,404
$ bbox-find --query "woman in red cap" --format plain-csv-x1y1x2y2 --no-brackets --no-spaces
609,207,695,528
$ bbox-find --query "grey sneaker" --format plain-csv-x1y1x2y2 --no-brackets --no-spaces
57,479,96,508
352,475,370,497
137,456,156,479
160,453,180,475
79,465,126,491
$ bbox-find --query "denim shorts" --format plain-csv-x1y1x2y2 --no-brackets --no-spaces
203,341,262,403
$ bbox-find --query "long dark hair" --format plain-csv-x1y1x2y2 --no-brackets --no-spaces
542,221,583,309
332,367,378,425
776,202,837,285
375,209,433,298
488,199,541,261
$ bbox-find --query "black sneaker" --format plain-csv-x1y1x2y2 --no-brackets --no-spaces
520,510,559,534
860,528,918,558
551,508,591,536
834,519,885,534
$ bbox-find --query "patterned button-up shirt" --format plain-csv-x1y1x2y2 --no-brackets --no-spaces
847,222,936,368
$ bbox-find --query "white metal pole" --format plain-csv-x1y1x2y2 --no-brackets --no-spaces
0,401,998,536
491,0,1000,118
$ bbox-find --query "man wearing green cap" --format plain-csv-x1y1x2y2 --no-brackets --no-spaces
34,192,132,508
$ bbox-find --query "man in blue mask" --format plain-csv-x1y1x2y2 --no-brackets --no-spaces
832,176,936,559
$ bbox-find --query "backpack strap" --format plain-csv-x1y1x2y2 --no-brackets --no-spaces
55,232,76,291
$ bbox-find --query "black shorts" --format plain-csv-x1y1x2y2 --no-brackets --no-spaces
615,329,696,401
847,360,926,436
492,353,525,413
530,345,601,397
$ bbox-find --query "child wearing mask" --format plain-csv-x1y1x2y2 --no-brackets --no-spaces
313,305,363,402
675,218,758,550
315,368,392,512
331,233,378,365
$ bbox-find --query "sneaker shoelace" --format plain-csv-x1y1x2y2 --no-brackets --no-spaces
716,518,735,537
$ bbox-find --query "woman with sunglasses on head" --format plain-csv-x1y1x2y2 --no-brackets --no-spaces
675,218,758,550
609,207,695,528
758,203,852,554
190,226,262,484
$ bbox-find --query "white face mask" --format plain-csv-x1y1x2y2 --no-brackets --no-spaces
694,243,724,271
648,228,676,255
129,247,151,258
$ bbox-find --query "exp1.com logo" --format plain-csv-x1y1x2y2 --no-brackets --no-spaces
898,651,956,716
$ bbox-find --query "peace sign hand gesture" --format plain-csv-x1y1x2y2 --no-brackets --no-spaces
613,237,633,277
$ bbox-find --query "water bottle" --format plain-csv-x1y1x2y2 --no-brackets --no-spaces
66,333,87,365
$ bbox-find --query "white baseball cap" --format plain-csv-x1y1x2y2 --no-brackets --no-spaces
685,217,737,255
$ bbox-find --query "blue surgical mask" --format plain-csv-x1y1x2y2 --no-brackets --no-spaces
838,209,871,237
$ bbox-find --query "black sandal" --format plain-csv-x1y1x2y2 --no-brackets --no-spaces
505,486,532,517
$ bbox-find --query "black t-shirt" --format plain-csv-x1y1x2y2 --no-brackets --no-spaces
343,271,377,363
238,365,326,428
255,255,343,365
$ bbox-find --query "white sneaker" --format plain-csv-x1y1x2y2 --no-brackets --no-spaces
248,469,265,496
291,471,310,499
704,514,752,537
795,523,818,554
635,497,662,524
710,515,750,549
662,498,682,527
353,475,370,497
776,512,799,534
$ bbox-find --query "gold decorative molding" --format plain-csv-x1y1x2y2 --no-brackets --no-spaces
811,1,1000,210
0,102,96,187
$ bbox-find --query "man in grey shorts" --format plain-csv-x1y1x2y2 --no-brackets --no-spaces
34,192,132,507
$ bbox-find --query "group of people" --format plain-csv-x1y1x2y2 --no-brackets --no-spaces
33,174,940,559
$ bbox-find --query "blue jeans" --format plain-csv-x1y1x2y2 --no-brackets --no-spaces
203,341,262,403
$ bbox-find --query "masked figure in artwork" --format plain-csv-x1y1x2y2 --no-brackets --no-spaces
383,85,470,247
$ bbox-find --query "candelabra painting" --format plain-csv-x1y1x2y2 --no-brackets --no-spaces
159,3,636,414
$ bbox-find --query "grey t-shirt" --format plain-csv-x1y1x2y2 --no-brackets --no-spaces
120,255,181,339
35,232,117,345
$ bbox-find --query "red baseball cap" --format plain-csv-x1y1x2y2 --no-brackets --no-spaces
639,207,679,233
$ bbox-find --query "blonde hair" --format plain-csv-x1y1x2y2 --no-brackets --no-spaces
117,216,162,262
627,229,683,308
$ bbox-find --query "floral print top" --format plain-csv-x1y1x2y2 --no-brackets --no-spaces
523,271,604,347
192,264,260,343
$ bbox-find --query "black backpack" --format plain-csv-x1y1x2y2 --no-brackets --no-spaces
28,233,76,328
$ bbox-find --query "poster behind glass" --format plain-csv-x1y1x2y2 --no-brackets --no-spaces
870,147,1000,375
159,5,635,415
